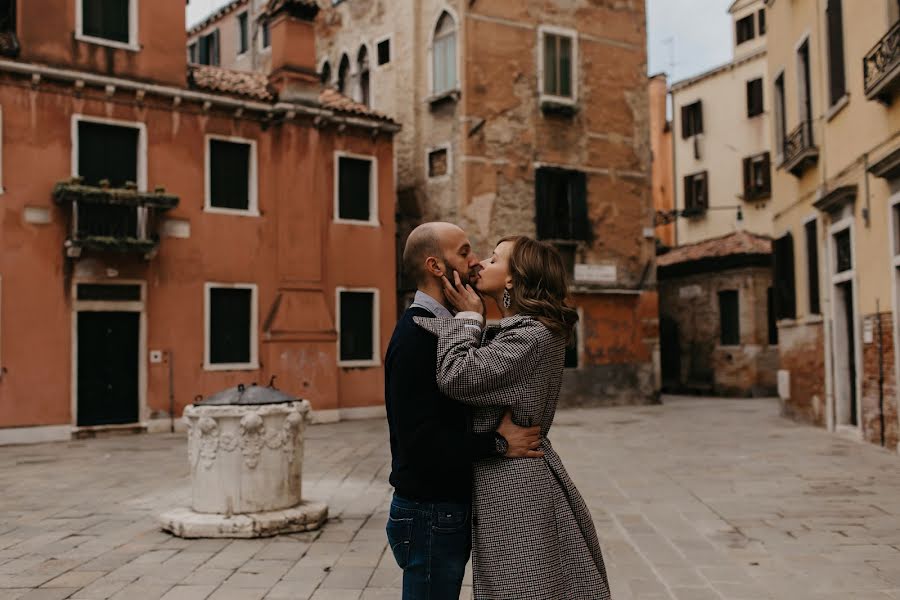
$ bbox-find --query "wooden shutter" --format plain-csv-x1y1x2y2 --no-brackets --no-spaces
209,288,252,365
535,168,552,240
570,170,590,241
211,29,221,66
805,220,821,314
209,139,250,210
826,0,846,105
340,291,374,361
681,105,691,139
694,101,703,135
760,152,771,195
78,121,138,188
338,157,372,221
773,234,797,320
742,157,751,199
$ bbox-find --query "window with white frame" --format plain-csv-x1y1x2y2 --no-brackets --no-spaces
205,284,258,370
205,136,257,214
337,289,379,366
78,0,136,48
432,11,457,95
540,26,577,102
237,11,249,55
335,153,376,224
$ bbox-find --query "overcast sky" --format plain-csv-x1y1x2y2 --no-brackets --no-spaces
187,0,734,84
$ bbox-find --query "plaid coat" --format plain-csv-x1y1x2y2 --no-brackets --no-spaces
415,314,611,600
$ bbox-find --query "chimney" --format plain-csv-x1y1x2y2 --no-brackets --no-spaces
266,0,320,102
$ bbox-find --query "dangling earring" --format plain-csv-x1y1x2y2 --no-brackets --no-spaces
502,289,512,309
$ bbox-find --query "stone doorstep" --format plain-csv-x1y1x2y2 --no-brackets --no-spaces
158,502,328,539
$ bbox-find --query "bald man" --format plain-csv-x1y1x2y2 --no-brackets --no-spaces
384,222,543,599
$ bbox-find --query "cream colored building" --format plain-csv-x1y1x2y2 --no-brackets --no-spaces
766,0,899,451
671,0,773,246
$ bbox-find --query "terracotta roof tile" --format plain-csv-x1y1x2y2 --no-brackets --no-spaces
188,65,274,101
318,87,393,121
657,230,771,267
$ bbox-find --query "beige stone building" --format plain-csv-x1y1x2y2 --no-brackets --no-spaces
670,0,773,245
766,0,898,451
191,0,660,405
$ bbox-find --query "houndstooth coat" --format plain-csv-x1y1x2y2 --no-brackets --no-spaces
414,314,611,600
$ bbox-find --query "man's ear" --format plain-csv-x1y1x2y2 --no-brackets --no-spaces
424,256,444,278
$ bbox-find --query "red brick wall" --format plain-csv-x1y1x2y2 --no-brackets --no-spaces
779,321,826,426
861,312,898,449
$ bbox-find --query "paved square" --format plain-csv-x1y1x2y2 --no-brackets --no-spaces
1,396,899,599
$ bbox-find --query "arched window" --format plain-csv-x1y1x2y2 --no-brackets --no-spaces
357,46,370,107
320,61,332,87
337,54,350,95
432,11,457,95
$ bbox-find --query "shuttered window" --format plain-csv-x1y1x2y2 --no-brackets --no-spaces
773,233,797,320
746,78,764,118
208,138,252,212
681,101,703,138
742,152,771,201
198,30,220,66
208,286,254,366
805,219,821,314
683,171,708,215
237,12,248,55
535,168,590,241
758,9,766,35
774,73,787,153
78,120,139,188
736,14,755,44
337,155,374,222
719,290,740,346
82,0,130,44
826,0,847,105
339,290,376,364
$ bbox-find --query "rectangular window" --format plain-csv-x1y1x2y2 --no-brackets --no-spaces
834,228,852,273
206,137,256,214
826,0,847,105
261,20,270,50
535,167,590,241
767,287,778,344
681,100,703,138
742,152,771,200
542,30,575,100
80,0,132,46
798,40,813,125
237,12,249,55
0,0,15,34
774,73,786,155
377,38,391,65
773,233,797,320
78,120,139,188
746,78,764,117
805,219,821,314
198,29,220,66
736,14,755,44
683,171,708,215
758,8,766,35
338,289,378,365
428,147,449,178
719,290,740,346
188,41,198,63
336,154,375,223
205,284,257,369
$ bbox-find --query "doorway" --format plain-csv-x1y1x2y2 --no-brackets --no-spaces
830,222,859,429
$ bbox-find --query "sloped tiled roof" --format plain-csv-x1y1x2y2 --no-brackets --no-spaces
187,0,249,36
188,65,274,101
657,230,771,267
318,87,392,121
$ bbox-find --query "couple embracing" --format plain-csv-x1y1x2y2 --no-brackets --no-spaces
384,222,612,599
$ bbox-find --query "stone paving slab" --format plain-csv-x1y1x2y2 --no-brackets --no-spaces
1,396,900,599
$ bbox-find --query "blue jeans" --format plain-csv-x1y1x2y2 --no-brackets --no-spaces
385,493,471,599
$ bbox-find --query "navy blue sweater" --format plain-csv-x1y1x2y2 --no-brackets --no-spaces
385,306,498,502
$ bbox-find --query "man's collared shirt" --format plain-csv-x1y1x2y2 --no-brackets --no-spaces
411,290,453,319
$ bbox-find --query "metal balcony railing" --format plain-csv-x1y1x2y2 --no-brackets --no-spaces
864,19,900,102
782,120,818,177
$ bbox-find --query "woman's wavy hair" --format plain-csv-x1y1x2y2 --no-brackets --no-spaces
499,235,579,342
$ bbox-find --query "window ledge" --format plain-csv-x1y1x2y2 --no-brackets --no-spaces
826,94,850,123
204,206,260,217
427,89,461,107
333,218,380,227
203,362,260,372
338,359,381,368
540,98,578,116
75,34,140,52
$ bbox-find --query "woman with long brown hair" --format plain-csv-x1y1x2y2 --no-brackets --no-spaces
414,235,612,599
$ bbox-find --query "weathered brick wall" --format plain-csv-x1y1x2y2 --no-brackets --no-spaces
861,312,898,449
779,321,826,426
658,266,777,396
